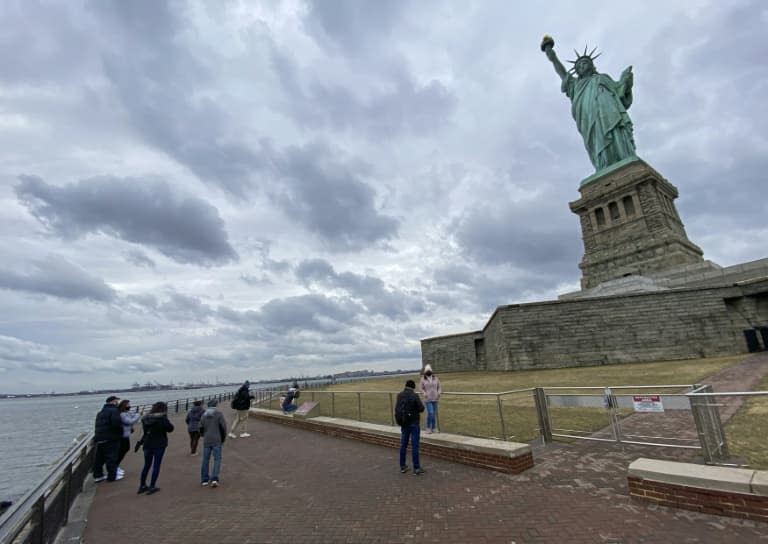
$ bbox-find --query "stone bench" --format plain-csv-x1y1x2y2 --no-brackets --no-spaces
249,408,534,474
628,458,768,522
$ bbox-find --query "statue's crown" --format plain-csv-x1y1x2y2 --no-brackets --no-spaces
567,45,601,70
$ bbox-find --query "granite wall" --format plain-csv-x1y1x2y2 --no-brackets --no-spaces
421,280,768,372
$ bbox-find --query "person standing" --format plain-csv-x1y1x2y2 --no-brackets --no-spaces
199,399,228,487
228,381,254,438
92,395,124,482
282,382,300,414
116,399,141,476
395,379,425,475
185,400,205,455
420,364,441,434
138,401,174,495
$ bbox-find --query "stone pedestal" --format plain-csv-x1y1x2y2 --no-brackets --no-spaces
569,158,704,289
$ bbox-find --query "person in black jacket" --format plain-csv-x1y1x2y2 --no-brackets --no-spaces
137,402,174,495
282,382,300,414
92,395,124,482
396,380,425,475
228,381,254,438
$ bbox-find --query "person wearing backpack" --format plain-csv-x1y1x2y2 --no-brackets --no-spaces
395,379,425,475
228,380,254,438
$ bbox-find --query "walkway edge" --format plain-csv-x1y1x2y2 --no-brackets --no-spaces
249,408,534,474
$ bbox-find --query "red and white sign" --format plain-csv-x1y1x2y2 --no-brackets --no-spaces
632,395,664,412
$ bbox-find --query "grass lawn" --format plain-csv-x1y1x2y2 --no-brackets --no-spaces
724,373,768,469
264,355,752,446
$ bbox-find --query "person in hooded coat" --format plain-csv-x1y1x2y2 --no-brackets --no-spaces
420,364,441,433
185,399,205,455
137,401,174,495
229,380,254,438
199,399,228,487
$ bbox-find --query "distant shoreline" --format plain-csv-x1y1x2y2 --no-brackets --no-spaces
1,369,419,399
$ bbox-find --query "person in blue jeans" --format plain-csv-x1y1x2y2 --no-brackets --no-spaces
138,402,174,495
420,364,441,434
396,379,425,475
282,382,300,413
199,399,228,487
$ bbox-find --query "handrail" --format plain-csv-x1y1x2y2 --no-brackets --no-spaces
686,390,768,397
0,431,94,543
543,384,695,390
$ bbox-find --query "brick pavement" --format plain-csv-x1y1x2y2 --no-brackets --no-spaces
83,355,768,543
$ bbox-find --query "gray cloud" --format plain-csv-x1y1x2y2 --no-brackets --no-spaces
125,250,156,269
258,294,362,334
15,175,238,266
271,48,456,138
295,258,423,319
304,0,410,52
0,255,116,302
271,142,400,251
451,201,581,278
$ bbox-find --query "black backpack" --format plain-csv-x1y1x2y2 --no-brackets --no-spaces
394,392,412,426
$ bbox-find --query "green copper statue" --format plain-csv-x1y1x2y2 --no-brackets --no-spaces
541,35,636,171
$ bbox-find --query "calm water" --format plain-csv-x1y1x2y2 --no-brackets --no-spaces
0,385,259,503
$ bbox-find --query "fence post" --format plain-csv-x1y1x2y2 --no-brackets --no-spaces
357,392,362,421
689,386,730,463
332,392,335,418
175,400,179,413
63,462,73,525
533,387,553,444
496,394,507,441
33,494,45,544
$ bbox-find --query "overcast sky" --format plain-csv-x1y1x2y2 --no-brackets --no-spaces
1,0,766,393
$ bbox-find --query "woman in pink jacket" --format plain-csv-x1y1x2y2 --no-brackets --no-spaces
419,364,441,433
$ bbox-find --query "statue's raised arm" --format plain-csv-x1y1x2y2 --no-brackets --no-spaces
541,35,567,80
539,35,637,172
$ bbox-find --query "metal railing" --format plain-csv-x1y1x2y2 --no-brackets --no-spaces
251,383,767,467
686,388,768,467
0,433,95,544
131,391,235,414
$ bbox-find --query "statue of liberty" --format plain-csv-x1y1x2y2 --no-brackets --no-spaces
541,35,636,171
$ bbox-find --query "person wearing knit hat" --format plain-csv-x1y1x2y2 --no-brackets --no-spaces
420,364,441,434
395,379,425,475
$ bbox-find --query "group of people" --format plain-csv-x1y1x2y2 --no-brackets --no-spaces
93,368,440,488
396,364,441,475
92,379,256,494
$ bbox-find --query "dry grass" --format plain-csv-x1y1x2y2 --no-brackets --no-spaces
273,355,749,445
724,374,768,469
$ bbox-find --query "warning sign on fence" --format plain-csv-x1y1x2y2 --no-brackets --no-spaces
632,395,664,412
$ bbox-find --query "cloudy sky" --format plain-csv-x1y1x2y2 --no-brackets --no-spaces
1,0,766,393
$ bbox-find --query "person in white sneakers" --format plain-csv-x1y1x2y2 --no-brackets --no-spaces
92,395,123,483
420,365,441,434
228,380,254,438
199,399,228,487
116,399,141,477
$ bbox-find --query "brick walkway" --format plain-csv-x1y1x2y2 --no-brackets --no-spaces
83,355,768,543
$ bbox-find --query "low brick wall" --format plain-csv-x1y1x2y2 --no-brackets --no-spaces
250,408,534,474
627,458,768,522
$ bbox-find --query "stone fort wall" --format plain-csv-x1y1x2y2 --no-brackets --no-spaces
421,279,768,372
